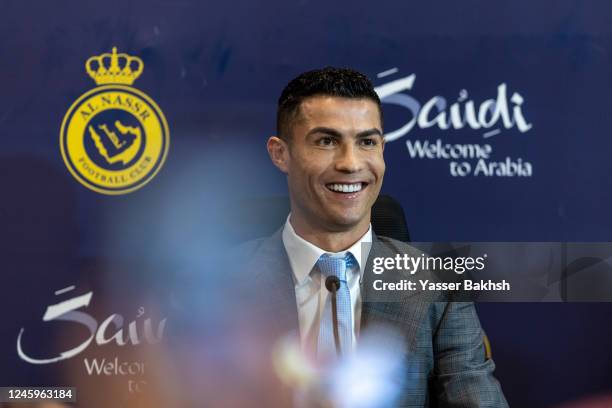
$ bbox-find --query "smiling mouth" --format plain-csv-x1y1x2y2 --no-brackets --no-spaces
325,182,367,193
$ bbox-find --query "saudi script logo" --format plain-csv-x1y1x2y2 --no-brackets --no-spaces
374,68,533,177
17,285,166,365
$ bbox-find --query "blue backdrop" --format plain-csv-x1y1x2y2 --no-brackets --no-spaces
2,1,612,406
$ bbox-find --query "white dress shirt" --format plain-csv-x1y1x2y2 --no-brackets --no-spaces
282,215,372,353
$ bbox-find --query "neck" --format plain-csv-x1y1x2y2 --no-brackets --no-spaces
289,214,370,252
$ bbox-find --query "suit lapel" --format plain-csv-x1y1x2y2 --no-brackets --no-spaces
248,228,300,334
360,233,430,351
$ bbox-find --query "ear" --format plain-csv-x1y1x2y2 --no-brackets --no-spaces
267,136,290,174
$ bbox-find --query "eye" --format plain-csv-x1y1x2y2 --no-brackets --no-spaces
360,138,378,147
317,136,337,146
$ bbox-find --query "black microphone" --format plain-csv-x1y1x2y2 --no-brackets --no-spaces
325,275,340,292
324,275,342,356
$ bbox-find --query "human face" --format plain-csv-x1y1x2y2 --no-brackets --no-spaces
268,96,385,234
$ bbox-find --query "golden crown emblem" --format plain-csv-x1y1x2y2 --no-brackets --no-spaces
85,47,144,86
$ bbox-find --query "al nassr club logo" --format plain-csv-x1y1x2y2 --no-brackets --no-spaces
60,47,170,194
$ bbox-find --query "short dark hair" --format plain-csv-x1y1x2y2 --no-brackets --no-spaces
276,67,382,140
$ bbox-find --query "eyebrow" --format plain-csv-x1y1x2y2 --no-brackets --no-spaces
306,127,383,138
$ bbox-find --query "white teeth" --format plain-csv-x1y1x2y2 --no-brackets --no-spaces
327,183,363,193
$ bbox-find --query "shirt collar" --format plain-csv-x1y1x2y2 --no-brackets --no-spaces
282,214,372,285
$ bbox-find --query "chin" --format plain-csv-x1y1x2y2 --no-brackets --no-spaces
326,213,368,230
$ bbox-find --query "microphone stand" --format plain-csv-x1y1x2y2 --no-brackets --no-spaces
325,276,342,357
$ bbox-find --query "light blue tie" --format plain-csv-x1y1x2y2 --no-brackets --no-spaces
317,253,354,358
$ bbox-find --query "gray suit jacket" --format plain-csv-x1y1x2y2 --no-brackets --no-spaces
237,228,509,408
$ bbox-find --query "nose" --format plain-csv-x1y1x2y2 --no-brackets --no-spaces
334,144,363,173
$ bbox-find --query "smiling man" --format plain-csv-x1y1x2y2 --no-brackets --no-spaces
240,67,508,407
268,92,384,252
